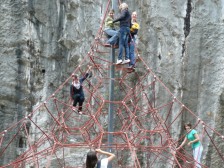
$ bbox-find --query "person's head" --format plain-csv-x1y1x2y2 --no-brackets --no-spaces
184,122,192,131
132,11,137,21
72,74,78,81
119,3,128,11
86,151,98,168
109,9,115,17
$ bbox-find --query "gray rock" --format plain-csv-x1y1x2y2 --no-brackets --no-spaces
0,0,224,167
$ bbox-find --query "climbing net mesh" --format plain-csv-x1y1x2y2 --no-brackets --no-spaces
1,1,224,168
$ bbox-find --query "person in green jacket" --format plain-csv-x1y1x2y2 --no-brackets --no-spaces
104,9,119,46
177,122,203,168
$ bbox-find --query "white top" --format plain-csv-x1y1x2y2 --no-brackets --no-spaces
72,81,80,89
100,158,108,168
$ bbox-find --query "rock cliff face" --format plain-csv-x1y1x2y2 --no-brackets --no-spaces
0,0,224,167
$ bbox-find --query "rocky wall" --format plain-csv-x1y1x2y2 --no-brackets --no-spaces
0,0,224,167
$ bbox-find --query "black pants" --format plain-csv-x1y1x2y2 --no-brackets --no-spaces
72,94,85,111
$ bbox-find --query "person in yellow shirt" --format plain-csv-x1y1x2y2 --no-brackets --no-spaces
128,11,140,69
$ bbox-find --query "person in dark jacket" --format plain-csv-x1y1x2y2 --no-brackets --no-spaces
70,66,92,113
113,3,131,64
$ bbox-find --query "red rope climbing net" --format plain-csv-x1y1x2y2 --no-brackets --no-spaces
0,0,224,167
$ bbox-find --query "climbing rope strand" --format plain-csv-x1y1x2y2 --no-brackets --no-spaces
204,128,224,161
1,0,224,167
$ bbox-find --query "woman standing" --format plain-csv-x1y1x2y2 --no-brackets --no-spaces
86,149,115,168
112,3,131,64
104,9,119,46
177,122,203,168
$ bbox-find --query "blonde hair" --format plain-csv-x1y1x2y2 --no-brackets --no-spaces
132,11,137,16
132,11,137,22
119,3,128,10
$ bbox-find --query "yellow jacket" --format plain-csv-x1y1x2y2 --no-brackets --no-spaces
130,22,140,33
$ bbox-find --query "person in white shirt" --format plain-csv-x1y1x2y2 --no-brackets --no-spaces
86,149,115,168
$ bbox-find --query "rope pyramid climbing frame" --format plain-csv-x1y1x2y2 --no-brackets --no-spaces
1,0,224,167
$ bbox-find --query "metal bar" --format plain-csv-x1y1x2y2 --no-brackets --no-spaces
108,47,115,168
108,1,118,168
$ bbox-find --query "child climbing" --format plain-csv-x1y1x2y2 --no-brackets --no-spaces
70,66,92,114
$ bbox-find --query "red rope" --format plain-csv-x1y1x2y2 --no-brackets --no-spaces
1,0,224,167
204,127,224,161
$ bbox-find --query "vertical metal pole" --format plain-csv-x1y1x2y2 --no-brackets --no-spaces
112,0,119,14
108,47,115,148
108,1,118,168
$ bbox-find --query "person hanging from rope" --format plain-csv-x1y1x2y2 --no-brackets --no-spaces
112,3,131,64
177,122,203,168
103,9,119,47
70,66,92,114
86,149,115,168
128,11,140,69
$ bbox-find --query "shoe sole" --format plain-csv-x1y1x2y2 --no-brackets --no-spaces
103,44,111,47
122,61,130,64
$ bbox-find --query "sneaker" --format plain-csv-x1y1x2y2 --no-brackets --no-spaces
112,44,119,48
104,43,111,47
78,108,82,114
122,59,130,64
104,40,112,47
72,107,81,114
127,65,133,69
116,59,122,64
97,39,111,47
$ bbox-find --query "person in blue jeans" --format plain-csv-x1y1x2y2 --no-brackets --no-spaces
112,3,131,64
104,9,119,46
128,11,140,69
70,66,92,114
177,122,203,168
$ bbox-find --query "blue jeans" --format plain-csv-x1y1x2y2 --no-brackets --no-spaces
193,145,203,168
72,94,85,111
105,29,119,45
129,36,136,66
118,27,130,60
